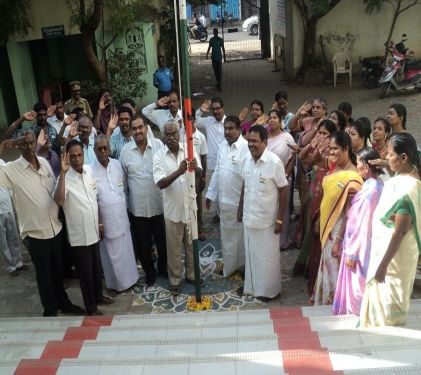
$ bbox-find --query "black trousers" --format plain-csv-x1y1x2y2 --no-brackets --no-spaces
25,230,73,316
58,208,74,276
212,59,222,88
72,243,102,314
131,213,167,279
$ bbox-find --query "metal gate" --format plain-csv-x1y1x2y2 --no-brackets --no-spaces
212,0,261,61
187,0,261,61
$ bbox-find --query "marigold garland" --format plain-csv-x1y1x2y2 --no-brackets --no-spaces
186,295,212,311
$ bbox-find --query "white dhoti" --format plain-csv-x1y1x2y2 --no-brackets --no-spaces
220,203,245,276
100,228,139,292
243,224,281,298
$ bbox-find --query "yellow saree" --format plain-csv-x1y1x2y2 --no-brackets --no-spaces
319,171,363,248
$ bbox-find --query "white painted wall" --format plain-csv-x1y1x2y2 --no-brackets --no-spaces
283,0,421,76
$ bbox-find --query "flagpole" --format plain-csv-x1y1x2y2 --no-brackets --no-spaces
178,0,202,303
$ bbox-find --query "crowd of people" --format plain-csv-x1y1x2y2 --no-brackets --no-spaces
0,80,420,327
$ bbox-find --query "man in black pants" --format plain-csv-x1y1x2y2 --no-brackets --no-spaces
206,28,226,91
120,114,167,286
0,131,84,317
54,139,113,316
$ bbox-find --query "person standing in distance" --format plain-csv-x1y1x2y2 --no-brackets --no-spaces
206,28,226,91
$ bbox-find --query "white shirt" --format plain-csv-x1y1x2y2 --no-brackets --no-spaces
120,138,164,218
180,128,208,157
194,109,225,170
153,143,202,223
59,165,99,247
0,159,13,215
206,135,249,206
242,148,288,229
74,136,97,165
0,156,62,239
142,103,183,134
90,158,130,239
47,114,68,134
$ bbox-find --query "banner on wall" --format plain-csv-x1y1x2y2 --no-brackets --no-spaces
277,0,286,37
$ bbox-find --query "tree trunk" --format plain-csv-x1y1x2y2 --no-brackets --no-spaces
302,16,318,68
383,0,401,61
79,0,106,83
81,31,107,83
260,0,271,58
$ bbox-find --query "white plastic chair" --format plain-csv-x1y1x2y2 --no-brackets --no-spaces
333,52,352,87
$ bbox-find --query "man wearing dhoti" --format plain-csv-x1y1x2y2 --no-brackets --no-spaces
206,115,249,277
91,135,139,292
237,126,288,302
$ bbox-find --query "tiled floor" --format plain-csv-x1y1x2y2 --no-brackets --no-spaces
5,304,421,374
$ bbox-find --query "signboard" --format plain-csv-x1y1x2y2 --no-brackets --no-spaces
277,0,286,37
41,25,65,39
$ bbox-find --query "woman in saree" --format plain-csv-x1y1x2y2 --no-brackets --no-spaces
267,109,296,249
290,98,328,248
239,99,265,136
333,148,384,315
360,133,421,327
311,131,363,305
291,120,336,288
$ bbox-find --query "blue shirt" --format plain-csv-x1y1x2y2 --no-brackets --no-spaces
153,67,173,92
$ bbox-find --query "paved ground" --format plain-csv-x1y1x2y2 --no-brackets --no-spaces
1,57,421,317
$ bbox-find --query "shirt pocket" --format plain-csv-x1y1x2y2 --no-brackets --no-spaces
257,175,272,193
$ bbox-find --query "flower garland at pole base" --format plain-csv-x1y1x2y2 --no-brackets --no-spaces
186,295,212,311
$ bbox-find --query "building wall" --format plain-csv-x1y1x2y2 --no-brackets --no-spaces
285,0,421,77
0,0,162,128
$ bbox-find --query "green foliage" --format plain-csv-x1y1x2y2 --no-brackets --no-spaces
364,0,386,14
66,0,95,28
82,50,148,105
106,0,158,35
294,0,341,19
0,0,31,44
106,50,148,104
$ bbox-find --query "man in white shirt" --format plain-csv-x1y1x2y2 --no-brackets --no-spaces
55,139,112,316
206,116,249,277
237,126,288,302
47,97,68,138
142,90,182,135
120,114,167,286
91,135,139,292
153,120,202,296
195,97,226,223
0,132,84,316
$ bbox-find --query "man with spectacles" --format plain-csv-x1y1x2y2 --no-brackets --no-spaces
65,81,93,119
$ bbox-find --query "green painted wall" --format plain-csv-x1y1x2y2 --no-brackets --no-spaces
6,42,38,118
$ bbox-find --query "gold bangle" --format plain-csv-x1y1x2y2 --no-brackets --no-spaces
276,219,283,225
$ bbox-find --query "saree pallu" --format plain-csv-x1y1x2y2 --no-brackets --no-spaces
312,170,363,305
360,175,421,327
294,166,328,275
333,178,383,315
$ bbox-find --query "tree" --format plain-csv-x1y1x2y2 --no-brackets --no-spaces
66,0,157,83
364,0,421,59
294,0,343,69
0,0,31,45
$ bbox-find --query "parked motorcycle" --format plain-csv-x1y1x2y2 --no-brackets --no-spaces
359,56,385,89
379,34,421,98
187,25,208,42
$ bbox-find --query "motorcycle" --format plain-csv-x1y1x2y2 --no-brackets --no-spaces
379,34,421,99
187,25,208,42
359,55,385,89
